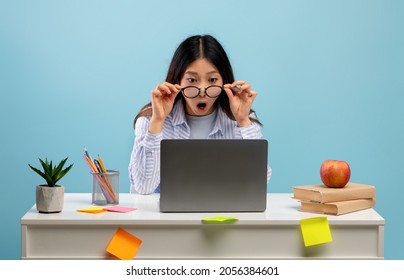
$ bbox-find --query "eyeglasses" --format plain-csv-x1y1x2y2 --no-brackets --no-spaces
181,85,223,99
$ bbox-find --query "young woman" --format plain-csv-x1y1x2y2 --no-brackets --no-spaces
129,35,271,194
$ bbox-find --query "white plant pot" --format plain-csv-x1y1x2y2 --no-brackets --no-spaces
36,185,64,213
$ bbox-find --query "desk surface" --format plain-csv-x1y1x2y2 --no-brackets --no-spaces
21,193,385,259
21,193,384,225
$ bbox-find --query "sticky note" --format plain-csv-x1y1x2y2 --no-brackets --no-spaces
106,228,142,260
202,216,238,224
300,216,333,247
104,206,138,213
77,206,106,214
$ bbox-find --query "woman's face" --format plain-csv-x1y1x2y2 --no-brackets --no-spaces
180,58,223,116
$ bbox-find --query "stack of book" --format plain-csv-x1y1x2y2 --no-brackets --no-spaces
292,182,376,215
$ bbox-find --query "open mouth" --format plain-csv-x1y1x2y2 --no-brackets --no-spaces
197,103,207,109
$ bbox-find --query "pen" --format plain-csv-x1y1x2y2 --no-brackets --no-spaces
94,159,103,173
84,147,90,158
83,154,97,172
98,155,107,173
98,155,116,200
84,147,94,163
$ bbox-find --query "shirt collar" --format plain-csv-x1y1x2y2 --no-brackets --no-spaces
170,99,231,137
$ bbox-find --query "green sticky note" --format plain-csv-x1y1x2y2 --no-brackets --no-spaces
300,216,333,247
202,216,238,224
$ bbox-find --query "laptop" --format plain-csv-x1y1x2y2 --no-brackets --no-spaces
160,139,268,212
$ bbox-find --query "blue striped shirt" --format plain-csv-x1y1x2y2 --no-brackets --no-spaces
129,99,271,194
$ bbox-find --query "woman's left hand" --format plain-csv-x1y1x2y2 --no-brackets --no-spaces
223,80,257,127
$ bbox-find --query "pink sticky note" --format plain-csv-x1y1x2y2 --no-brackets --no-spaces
104,206,138,213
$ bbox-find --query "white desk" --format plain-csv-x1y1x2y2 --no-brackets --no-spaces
21,193,384,259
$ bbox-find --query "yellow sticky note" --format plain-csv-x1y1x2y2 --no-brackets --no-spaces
300,216,332,247
77,206,106,214
106,228,142,260
202,216,238,224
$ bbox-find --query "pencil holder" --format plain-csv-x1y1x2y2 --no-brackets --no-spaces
91,170,119,205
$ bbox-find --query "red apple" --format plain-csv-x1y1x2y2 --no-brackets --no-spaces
320,160,351,188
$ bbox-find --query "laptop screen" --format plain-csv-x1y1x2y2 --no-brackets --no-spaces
159,139,268,212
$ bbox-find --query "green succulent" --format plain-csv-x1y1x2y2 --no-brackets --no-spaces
29,157,74,187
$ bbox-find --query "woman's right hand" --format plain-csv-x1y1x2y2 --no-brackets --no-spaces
149,82,181,134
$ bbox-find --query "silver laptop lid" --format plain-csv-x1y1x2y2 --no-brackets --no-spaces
160,139,268,212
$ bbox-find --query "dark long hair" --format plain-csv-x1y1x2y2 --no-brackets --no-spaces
133,35,261,126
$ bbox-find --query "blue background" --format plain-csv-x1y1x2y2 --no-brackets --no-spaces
1,0,403,259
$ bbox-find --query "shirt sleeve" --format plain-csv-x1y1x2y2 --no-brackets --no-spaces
233,113,271,183
234,121,263,139
128,117,162,194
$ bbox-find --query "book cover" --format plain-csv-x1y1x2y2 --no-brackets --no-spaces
299,198,376,216
292,182,376,203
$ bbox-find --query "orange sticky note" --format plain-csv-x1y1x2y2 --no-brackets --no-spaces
106,228,142,260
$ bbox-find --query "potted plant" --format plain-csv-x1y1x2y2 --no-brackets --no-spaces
29,157,73,213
